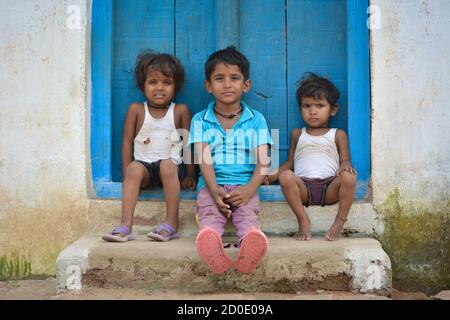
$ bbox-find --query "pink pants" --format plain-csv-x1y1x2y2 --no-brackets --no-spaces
196,185,260,240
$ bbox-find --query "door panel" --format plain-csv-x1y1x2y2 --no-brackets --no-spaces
175,0,216,115
287,0,348,138
239,0,288,165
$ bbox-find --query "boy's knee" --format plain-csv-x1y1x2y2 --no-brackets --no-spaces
339,171,356,187
279,170,295,186
159,159,177,178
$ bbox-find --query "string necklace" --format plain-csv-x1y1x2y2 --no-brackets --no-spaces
148,102,171,110
214,106,243,119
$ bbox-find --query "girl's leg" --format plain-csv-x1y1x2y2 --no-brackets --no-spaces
279,170,311,240
159,159,181,234
323,171,357,241
121,161,150,232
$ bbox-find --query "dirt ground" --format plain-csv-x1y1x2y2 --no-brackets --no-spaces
0,278,440,300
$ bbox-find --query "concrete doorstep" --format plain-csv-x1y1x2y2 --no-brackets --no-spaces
56,229,392,295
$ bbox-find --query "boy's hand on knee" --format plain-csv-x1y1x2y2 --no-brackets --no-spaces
227,186,254,208
212,188,232,218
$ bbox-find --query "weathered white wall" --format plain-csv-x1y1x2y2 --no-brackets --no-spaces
0,0,90,274
371,0,450,208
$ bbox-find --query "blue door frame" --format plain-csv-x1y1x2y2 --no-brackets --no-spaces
90,0,370,201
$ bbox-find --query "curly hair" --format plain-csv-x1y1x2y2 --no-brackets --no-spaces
134,50,185,93
296,72,340,107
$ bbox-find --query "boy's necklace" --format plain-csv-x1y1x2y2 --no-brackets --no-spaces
214,107,243,119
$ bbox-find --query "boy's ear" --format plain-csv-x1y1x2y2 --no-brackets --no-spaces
243,79,252,92
204,80,212,93
330,104,339,116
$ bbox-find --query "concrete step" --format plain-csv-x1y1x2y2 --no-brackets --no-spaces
56,230,392,294
87,200,381,236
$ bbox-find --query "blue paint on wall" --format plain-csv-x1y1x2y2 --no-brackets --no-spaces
91,0,112,182
348,0,370,199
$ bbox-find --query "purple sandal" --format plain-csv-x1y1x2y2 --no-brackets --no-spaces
147,223,180,242
102,225,135,242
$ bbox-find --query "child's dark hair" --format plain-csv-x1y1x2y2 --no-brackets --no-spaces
204,46,250,80
296,73,340,107
135,50,185,93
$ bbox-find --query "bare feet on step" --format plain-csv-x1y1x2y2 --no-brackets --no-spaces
294,216,312,241
325,216,347,241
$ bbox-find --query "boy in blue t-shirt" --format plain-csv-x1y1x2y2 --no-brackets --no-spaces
189,46,272,274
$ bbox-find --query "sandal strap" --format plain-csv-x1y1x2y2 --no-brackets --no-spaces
155,223,175,235
111,225,131,235
336,215,347,222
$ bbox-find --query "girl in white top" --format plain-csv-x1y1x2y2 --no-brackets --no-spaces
265,73,357,241
133,100,183,165
103,51,196,243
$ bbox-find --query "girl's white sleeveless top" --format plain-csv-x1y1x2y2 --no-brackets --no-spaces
133,101,183,164
293,128,340,179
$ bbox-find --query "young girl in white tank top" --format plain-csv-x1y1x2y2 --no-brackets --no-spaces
103,52,196,243
294,128,339,180
265,73,357,242
133,101,183,165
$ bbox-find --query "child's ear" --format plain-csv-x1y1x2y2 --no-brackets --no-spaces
330,104,339,116
243,79,252,93
204,80,212,93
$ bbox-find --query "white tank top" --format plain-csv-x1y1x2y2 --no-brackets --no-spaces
294,128,340,179
133,101,183,164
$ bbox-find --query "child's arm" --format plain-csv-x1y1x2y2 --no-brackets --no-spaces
335,129,357,176
121,103,140,179
176,104,197,190
264,128,301,184
227,143,270,207
195,142,232,217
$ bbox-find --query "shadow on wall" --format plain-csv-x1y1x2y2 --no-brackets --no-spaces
375,188,450,295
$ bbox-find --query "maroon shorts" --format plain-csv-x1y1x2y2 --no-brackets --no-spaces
301,176,336,207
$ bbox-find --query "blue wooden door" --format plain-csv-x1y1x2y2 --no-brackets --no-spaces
110,0,348,182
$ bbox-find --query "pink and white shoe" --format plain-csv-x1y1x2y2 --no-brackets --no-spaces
196,226,233,274
235,228,268,273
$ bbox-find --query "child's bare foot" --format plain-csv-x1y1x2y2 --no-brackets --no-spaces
325,216,347,241
294,216,312,241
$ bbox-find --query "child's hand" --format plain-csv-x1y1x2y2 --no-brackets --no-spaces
181,176,197,190
212,188,232,218
226,186,254,208
337,164,357,176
